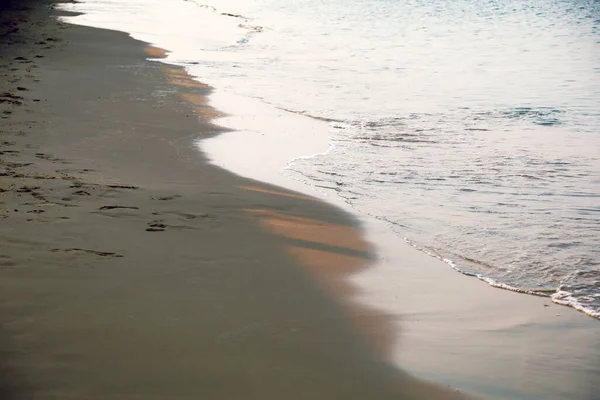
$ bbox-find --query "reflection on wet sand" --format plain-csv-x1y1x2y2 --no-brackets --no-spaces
239,186,319,202
155,58,226,121
163,66,212,90
144,45,169,59
243,206,396,362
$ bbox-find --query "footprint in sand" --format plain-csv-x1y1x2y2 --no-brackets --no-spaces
146,220,166,232
0,92,24,105
94,205,141,218
35,153,69,163
99,205,139,211
16,185,40,193
0,256,16,268
106,184,138,190
151,194,181,201
147,211,219,231
3,161,32,168
51,248,123,258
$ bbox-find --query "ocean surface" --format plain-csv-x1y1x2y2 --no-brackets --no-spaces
61,0,600,319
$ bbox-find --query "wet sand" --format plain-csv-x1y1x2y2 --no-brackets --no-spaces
0,2,474,399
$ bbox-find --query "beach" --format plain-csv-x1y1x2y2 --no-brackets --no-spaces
0,1,474,398
1,1,599,400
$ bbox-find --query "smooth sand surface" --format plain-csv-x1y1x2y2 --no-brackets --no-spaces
0,2,477,399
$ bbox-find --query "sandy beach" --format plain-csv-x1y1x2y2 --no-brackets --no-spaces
0,1,477,399
1,1,599,400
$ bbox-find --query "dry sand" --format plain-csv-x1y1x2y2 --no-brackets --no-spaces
0,1,478,399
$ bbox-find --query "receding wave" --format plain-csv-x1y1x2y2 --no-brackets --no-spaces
184,1,263,44
285,106,600,321
403,238,600,320
475,107,565,127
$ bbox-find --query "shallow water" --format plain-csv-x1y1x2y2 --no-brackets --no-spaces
60,0,600,318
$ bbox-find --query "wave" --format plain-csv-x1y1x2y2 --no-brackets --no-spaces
283,106,600,321
403,238,600,320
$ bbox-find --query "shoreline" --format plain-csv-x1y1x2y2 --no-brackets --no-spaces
85,6,600,400
0,2,478,399
1,2,599,399
57,0,600,323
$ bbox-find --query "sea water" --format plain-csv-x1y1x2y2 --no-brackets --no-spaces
60,0,600,319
